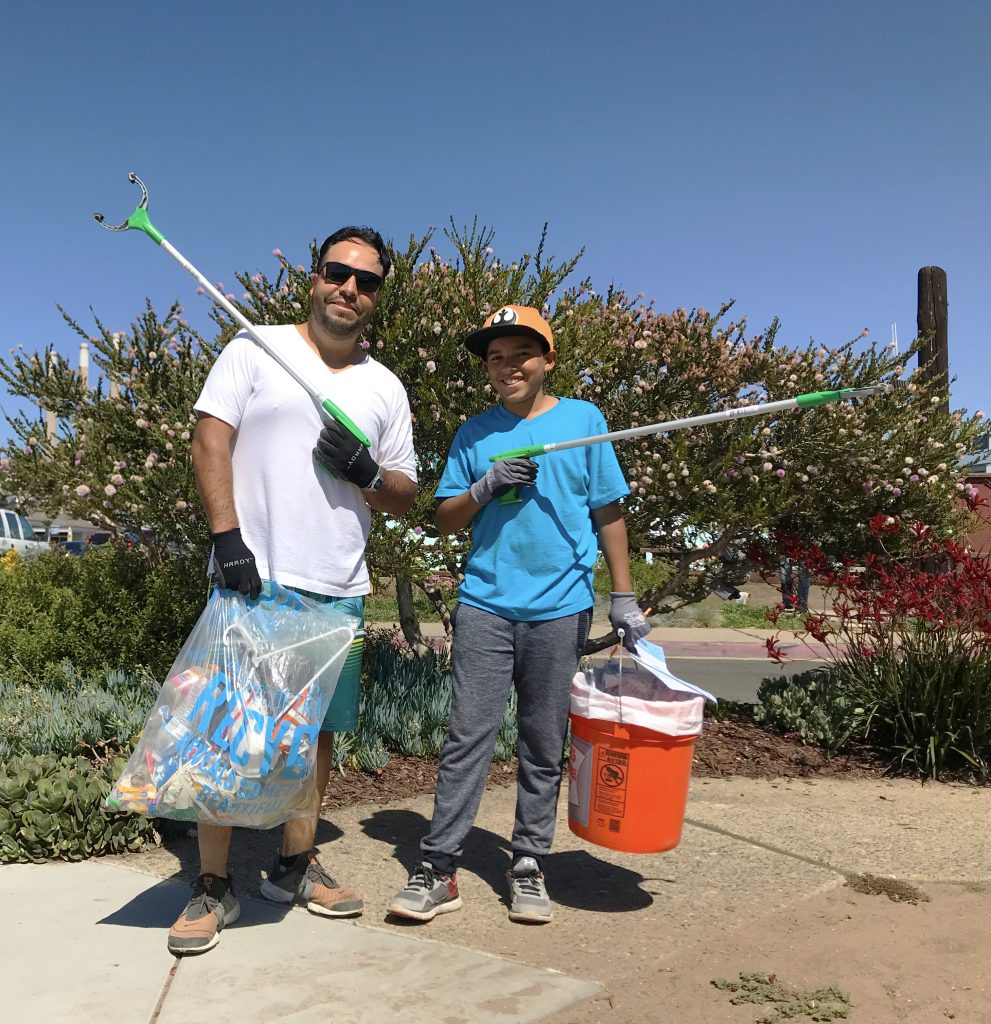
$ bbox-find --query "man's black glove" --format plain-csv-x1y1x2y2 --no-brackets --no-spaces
211,528,262,600
314,419,379,489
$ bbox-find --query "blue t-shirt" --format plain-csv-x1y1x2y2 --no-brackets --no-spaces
436,398,630,621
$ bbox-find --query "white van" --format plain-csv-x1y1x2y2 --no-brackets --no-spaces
0,509,46,556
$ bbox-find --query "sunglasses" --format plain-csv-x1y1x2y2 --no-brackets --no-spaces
317,261,383,295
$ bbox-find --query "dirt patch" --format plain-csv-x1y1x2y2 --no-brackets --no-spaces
538,883,991,1024
844,872,930,904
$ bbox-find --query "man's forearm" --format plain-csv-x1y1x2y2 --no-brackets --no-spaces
192,431,238,534
363,469,418,516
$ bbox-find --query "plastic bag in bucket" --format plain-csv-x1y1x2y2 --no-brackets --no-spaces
107,582,357,828
567,640,715,854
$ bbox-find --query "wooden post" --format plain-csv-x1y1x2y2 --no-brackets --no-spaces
917,266,949,414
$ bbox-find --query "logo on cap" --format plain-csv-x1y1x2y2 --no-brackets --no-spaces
491,307,518,327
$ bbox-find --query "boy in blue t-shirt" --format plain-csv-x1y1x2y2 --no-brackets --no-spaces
387,305,650,924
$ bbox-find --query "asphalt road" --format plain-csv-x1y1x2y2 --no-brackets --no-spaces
584,655,827,704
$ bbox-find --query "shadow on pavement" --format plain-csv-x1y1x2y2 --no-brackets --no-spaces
544,850,653,913
360,809,653,914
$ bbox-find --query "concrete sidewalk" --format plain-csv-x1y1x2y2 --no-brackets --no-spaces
3,774,988,1023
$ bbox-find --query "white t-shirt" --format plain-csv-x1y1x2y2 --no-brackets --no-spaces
194,325,417,597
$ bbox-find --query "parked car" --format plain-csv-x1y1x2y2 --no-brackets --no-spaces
61,540,86,556
0,509,47,557
86,531,113,547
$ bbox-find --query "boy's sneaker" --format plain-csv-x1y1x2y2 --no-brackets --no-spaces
167,873,240,955
507,857,552,923
387,862,462,921
260,849,363,917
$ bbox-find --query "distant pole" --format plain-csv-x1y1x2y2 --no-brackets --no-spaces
917,266,949,414
43,352,57,443
109,333,121,399
78,341,90,390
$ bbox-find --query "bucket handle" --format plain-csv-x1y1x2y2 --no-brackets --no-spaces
615,629,625,726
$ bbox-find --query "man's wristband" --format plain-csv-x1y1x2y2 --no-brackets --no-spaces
362,469,385,493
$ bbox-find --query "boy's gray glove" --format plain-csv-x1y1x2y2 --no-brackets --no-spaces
609,592,651,651
469,457,538,505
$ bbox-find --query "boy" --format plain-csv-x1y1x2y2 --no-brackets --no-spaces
387,305,649,925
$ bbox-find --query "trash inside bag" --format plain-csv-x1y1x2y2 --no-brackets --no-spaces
571,641,714,738
107,582,357,828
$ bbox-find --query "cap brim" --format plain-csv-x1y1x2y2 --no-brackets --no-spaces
463,324,551,358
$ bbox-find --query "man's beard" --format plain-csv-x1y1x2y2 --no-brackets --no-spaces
313,300,372,344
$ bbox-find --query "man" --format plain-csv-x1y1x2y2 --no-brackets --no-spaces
168,226,417,955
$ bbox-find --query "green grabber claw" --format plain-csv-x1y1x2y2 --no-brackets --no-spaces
96,172,373,481
94,173,164,244
490,444,545,505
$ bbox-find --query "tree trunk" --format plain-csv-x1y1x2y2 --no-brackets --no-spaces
395,579,430,656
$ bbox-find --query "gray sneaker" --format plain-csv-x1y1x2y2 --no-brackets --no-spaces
508,857,552,923
167,873,240,955
387,862,462,921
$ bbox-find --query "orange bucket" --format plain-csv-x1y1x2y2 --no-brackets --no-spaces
567,712,695,854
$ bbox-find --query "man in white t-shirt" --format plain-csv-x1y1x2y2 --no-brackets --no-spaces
168,226,417,956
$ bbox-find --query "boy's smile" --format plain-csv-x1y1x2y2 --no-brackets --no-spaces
484,335,557,417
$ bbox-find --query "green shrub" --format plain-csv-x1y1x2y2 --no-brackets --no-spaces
719,603,805,630
0,667,157,761
0,752,155,863
593,555,676,602
763,524,991,779
0,545,205,682
332,633,518,772
845,649,991,779
755,668,866,752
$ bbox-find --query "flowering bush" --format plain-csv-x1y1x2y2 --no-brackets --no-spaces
761,518,991,778
1,221,984,653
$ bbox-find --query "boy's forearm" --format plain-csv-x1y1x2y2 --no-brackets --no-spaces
593,503,634,593
436,491,482,535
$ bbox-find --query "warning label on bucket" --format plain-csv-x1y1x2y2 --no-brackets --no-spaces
594,748,629,819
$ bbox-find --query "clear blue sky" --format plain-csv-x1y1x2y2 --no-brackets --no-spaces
1,0,987,444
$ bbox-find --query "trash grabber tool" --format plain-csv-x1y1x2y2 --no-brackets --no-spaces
94,172,370,474
493,382,903,503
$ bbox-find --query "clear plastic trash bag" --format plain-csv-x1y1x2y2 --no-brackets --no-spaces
107,582,357,828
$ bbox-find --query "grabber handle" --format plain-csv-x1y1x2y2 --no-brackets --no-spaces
489,444,545,506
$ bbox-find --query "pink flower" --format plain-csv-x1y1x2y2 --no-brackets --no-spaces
196,287,205,295
272,248,283,257
104,484,117,497
176,500,188,511
426,360,437,373
775,469,786,478
75,485,91,499
0,458,9,472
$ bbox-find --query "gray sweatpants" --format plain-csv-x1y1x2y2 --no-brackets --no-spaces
421,603,592,873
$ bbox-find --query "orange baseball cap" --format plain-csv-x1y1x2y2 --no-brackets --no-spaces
463,305,555,359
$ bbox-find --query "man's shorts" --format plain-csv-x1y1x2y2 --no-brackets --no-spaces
286,588,365,733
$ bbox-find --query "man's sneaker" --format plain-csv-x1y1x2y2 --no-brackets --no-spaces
167,873,240,955
259,849,363,917
387,862,462,921
507,857,552,923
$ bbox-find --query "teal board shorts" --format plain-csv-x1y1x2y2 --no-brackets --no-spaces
286,588,365,733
